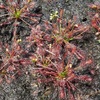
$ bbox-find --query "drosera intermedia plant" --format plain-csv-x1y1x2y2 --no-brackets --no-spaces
35,60,92,100
0,0,42,41
51,9,90,43
0,38,32,83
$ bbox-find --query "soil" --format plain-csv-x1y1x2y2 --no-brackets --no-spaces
0,0,100,100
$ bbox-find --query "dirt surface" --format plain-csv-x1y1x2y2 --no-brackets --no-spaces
0,0,100,100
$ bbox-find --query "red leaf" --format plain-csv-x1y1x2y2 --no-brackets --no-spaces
0,78,3,84
7,66,16,72
0,5,5,9
19,59,31,65
78,75,92,82
59,87,66,99
85,59,93,65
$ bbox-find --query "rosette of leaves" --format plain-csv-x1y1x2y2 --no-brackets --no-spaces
0,39,32,83
0,0,42,42
51,9,90,43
